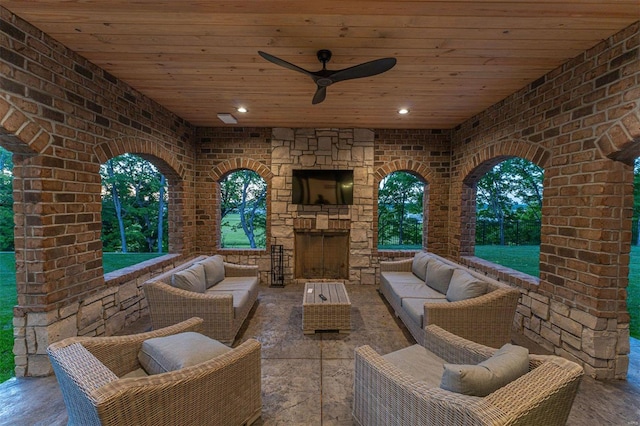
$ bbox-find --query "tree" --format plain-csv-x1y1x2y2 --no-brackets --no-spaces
100,154,168,252
476,157,543,245
104,159,127,252
220,170,266,249
378,172,423,247
0,147,14,251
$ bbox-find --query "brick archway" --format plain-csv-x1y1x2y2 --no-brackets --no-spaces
210,158,274,182
94,136,187,180
459,139,550,182
595,107,640,165
94,136,190,254
456,139,550,257
374,159,433,252
0,97,52,155
210,159,273,251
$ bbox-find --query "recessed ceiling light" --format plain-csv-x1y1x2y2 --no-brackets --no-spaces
237,107,247,113
398,108,410,115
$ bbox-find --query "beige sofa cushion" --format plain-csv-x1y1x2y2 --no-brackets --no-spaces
446,269,488,302
411,252,432,282
402,297,446,328
138,332,230,375
171,263,206,293
383,344,447,388
425,259,455,294
206,288,251,312
198,255,225,288
210,276,259,292
440,343,529,397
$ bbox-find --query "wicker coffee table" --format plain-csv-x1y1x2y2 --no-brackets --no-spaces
302,282,351,334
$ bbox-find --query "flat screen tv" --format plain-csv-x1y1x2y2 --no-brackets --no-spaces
292,169,354,205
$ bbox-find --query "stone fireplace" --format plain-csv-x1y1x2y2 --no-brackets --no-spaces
269,127,377,285
294,230,349,279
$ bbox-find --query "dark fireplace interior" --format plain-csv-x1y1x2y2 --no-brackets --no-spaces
295,231,349,279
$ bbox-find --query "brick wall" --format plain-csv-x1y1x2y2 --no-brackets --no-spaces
373,129,452,256
0,8,198,376
449,22,640,378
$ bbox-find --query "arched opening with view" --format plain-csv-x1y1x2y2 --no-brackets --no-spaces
474,157,543,277
219,169,267,249
377,171,427,250
0,146,14,383
100,153,169,271
460,155,544,278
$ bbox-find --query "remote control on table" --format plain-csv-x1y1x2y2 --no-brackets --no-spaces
319,294,327,301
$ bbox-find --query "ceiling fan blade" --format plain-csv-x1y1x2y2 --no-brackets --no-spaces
312,86,327,104
329,57,397,83
258,51,314,77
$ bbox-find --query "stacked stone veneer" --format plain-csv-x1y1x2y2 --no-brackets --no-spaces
1,6,639,380
269,128,376,285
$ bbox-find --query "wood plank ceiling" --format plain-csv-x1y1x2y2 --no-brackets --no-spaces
2,1,639,129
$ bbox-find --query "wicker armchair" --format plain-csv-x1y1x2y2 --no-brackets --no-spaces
353,325,583,426
48,317,262,426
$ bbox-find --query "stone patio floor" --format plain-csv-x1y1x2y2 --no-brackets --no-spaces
0,283,638,425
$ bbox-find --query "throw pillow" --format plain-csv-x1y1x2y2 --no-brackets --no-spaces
425,259,455,294
171,263,206,293
440,343,530,397
198,255,226,288
446,269,488,302
138,332,231,375
411,252,432,282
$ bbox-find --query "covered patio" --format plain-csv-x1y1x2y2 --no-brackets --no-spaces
0,1,640,423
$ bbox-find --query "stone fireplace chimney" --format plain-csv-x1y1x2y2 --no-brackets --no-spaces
270,127,377,285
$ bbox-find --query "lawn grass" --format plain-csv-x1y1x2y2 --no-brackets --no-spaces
102,252,165,273
628,246,640,339
221,213,265,248
475,245,541,277
475,245,640,338
0,251,165,383
378,245,423,250
0,252,16,384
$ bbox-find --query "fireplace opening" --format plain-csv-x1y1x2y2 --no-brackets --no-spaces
295,231,349,279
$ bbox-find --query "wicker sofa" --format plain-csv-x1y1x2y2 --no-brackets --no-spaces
143,255,259,344
353,324,584,426
379,251,520,347
48,317,262,426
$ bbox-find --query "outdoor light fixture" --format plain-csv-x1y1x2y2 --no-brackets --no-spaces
217,113,238,124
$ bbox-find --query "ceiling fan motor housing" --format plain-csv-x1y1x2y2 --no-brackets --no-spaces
317,49,333,64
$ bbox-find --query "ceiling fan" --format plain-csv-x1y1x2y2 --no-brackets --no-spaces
258,49,397,104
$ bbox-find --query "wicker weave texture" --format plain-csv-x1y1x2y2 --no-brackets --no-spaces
352,325,584,426
302,282,351,333
48,318,262,426
379,253,520,348
143,259,259,345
